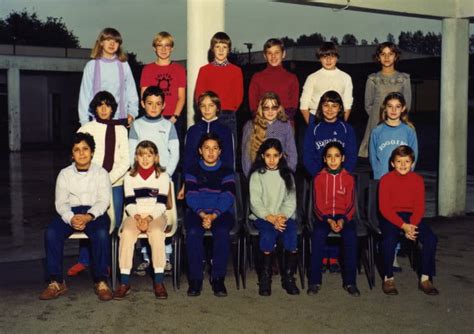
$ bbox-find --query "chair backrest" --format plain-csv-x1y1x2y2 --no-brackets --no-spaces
69,197,116,239
367,179,381,233
353,171,370,220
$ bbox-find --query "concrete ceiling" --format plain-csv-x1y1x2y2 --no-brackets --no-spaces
276,0,474,20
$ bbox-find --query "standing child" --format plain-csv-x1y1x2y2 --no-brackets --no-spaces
114,141,170,300
78,27,138,126
194,32,243,143
242,92,297,178
379,145,439,296
308,141,360,297
140,31,186,136
359,42,411,157
248,38,299,124
300,42,353,123
40,133,112,301
369,92,417,180
67,91,130,277
249,138,299,296
185,133,236,297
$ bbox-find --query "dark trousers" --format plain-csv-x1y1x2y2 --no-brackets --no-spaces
309,217,358,285
185,210,234,280
380,212,437,278
45,206,110,282
219,111,238,149
254,218,297,252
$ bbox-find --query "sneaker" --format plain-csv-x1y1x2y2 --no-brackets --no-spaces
39,281,68,300
154,283,168,299
113,284,131,300
94,281,113,301
164,261,172,276
343,285,361,297
306,284,321,295
67,263,87,277
133,260,150,277
211,277,227,297
187,279,203,297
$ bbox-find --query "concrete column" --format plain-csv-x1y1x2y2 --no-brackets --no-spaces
438,18,469,216
186,0,225,128
10,152,24,246
7,67,21,151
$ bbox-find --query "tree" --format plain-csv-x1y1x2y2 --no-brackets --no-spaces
386,33,396,44
296,32,325,46
341,34,358,45
0,10,79,47
398,30,441,55
360,39,368,46
330,36,339,45
280,36,296,47
371,38,379,45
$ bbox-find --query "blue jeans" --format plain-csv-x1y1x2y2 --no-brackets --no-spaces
45,206,110,282
254,218,297,252
380,212,437,278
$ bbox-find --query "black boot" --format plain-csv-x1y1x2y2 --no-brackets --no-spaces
282,251,300,295
259,252,272,296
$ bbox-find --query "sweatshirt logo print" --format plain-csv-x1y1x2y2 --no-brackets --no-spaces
315,138,345,150
337,188,346,195
378,139,408,151
149,189,159,197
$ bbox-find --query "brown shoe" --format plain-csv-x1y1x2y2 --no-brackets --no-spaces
39,281,67,300
95,281,113,301
154,283,168,299
419,280,439,296
113,284,131,300
382,279,398,295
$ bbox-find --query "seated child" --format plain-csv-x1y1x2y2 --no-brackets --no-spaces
308,141,360,297
184,133,235,297
379,145,439,296
114,141,170,300
249,138,299,296
40,132,112,301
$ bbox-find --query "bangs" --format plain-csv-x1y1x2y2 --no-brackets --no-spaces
100,28,122,44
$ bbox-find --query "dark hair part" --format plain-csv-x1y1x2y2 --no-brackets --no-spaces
249,138,294,192
142,86,165,103
321,141,345,168
72,132,95,153
315,90,345,122
316,42,339,59
375,41,401,62
129,140,165,177
198,91,221,115
389,145,415,163
89,91,118,119
263,38,285,52
199,132,222,151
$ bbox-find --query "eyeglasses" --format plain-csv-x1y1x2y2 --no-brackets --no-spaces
262,106,279,112
156,44,172,49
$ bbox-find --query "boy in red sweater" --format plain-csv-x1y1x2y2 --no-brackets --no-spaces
379,145,439,296
308,141,360,297
194,32,243,144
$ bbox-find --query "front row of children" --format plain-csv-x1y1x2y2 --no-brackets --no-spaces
40,132,438,301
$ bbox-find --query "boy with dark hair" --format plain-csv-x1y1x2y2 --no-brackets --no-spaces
40,132,113,301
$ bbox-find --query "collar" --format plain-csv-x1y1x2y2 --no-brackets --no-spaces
199,159,222,171
144,114,163,121
99,55,118,63
212,59,229,67
326,166,343,175
202,116,218,123
138,165,155,180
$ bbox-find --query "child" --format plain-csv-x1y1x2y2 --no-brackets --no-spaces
303,90,357,177
68,91,130,277
248,38,299,123
194,32,243,143
379,145,439,296
249,138,299,296
140,31,186,132
114,141,170,300
184,133,236,297
359,42,411,158
78,27,138,126
128,86,179,275
40,133,112,301
300,42,353,123
308,141,360,297
242,92,297,178
369,92,417,180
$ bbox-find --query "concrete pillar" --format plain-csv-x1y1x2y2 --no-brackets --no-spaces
438,18,469,216
7,67,21,151
10,152,24,246
186,0,225,127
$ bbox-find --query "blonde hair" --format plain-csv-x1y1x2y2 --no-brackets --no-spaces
152,31,174,47
90,27,127,61
379,92,414,129
129,141,165,177
248,92,288,163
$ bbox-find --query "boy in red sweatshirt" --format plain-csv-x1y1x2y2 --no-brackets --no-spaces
379,145,439,296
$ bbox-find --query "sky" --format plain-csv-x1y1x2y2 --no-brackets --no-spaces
0,0,472,63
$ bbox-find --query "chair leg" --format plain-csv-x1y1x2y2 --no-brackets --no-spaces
111,235,117,291
241,236,247,289
232,239,240,290
172,236,178,291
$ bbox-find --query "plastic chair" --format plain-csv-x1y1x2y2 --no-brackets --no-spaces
112,182,180,290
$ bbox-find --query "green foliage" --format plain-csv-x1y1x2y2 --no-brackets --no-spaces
296,32,325,46
0,9,79,48
398,30,441,55
341,33,358,45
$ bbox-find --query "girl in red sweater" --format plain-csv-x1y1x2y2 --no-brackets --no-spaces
379,145,439,295
308,141,360,297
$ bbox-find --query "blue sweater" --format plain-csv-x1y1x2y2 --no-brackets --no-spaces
303,119,357,177
185,160,235,216
183,118,234,173
369,122,418,180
